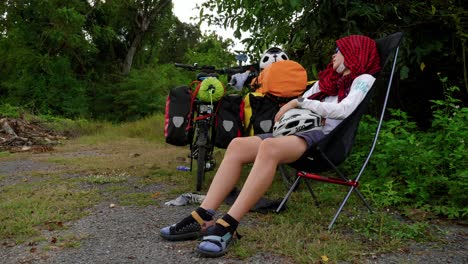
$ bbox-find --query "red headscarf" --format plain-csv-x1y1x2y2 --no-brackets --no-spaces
309,35,381,102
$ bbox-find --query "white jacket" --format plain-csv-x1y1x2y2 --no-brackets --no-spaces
298,74,376,134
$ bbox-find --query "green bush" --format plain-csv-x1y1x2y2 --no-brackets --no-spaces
1,52,88,117
343,77,467,219
0,103,21,118
89,63,190,121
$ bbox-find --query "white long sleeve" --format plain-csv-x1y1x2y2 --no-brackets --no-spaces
299,74,376,133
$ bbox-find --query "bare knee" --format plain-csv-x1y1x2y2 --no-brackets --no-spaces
257,137,307,164
226,137,247,155
257,138,282,162
224,137,260,163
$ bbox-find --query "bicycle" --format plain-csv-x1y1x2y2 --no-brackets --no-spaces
174,63,245,191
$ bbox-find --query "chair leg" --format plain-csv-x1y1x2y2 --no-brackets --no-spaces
328,186,373,230
278,165,298,190
354,188,373,213
276,176,301,213
328,186,355,230
304,180,320,207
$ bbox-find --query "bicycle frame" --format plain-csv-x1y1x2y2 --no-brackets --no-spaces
190,100,217,191
174,62,252,191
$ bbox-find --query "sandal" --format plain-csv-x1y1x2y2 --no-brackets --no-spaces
160,211,215,241
195,219,242,258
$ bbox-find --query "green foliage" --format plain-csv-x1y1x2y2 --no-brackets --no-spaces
0,1,91,117
0,103,21,118
201,0,302,50
1,55,89,116
0,0,220,119
154,20,203,64
185,33,237,68
351,209,430,242
88,63,189,121
201,0,467,89
114,64,175,121
31,114,93,138
343,78,467,219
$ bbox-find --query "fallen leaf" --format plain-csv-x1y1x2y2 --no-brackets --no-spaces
321,255,329,262
150,192,161,199
51,237,57,244
319,234,330,241
44,221,63,231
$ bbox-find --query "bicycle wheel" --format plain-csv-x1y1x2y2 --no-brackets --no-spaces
195,130,208,191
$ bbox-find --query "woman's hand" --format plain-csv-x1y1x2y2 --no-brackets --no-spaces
274,99,299,122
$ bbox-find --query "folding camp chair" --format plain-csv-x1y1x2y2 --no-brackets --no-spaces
276,32,404,230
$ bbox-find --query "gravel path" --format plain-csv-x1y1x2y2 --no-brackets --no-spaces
363,224,468,264
0,157,293,264
1,201,293,264
0,156,467,264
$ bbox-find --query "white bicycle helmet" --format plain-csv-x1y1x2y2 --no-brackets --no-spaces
260,47,289,70
273,108,322,137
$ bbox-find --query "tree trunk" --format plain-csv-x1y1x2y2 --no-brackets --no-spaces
121,0,171,75
122,32,144,75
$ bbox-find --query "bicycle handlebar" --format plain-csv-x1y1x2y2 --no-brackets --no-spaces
174,63,256,75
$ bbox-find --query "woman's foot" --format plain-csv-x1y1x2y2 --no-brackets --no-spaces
196,214,240,258
160,207,215,241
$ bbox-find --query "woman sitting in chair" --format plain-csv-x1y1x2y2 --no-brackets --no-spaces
160,35,381,257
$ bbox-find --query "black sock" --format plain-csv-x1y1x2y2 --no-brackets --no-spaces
173,207,215,231
222,214,239,231
196,207,215,221
210,214,239,236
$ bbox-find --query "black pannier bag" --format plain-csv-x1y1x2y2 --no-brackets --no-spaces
214,94,244,149
164,85,192,146
245,94,280,136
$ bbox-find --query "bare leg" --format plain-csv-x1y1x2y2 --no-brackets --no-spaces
160,137,265,242
200,136,262,210
227,136,308,221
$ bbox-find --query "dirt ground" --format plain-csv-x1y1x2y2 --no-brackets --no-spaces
0,149,467,264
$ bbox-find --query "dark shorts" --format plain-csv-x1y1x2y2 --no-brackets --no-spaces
257,130,327,171
256,129,326,150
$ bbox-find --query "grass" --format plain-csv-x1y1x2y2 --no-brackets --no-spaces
119,192,156,207
0,180,99,243
0,151,10,158
42,233,88,251
83,172,129,184
228,185,430,263
0,113,438,262
0,114,182,243
71,114,166,144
